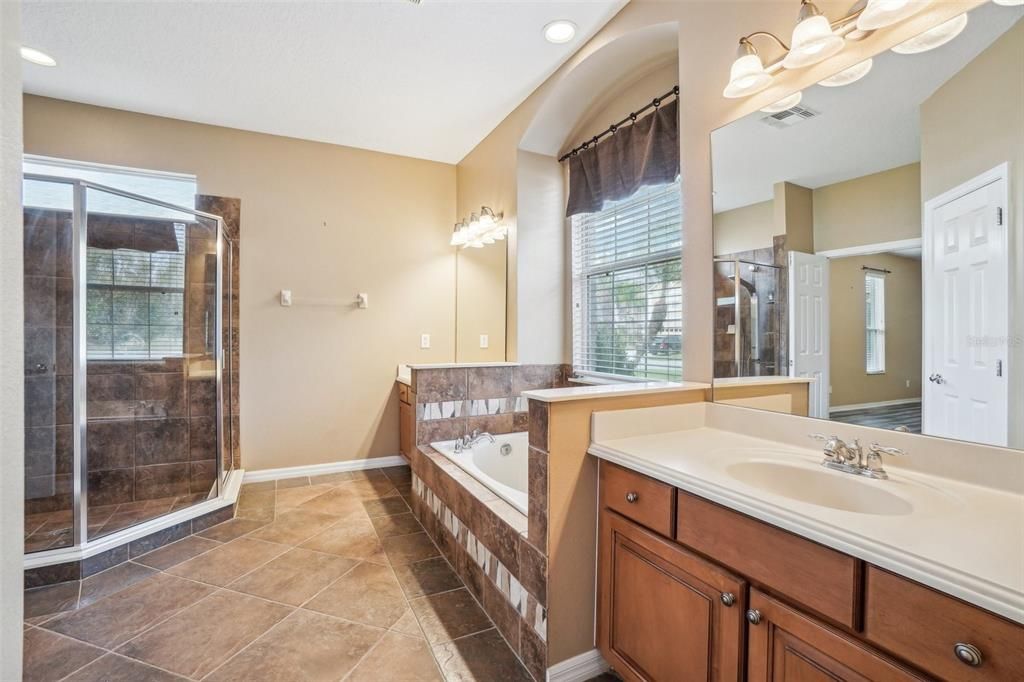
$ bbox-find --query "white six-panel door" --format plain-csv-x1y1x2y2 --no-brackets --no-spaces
789,251,830,419
923,168,1009,447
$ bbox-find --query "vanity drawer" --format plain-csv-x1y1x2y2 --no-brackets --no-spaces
600,461,675,538
675,490,861,629
863,567,1024,681
398,382,411,404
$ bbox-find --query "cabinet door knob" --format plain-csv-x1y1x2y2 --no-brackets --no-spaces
746,609,761,625
720,592,735,607
953,643,983,667
625,492,639,504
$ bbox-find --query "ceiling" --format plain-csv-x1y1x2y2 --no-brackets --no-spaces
20,0,628,164
712,3,1023,213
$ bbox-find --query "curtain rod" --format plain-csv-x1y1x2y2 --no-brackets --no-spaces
862,266,892,274
559,85,680,163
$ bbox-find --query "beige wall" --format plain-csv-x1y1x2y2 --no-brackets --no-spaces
921,18,1024,448
23,95,457,472
1,0,25,674
814,163,922,253
829,254,922,408
776,181,814,253
712,199,774,256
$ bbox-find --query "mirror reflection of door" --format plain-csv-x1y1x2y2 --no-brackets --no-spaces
923,169,1009,447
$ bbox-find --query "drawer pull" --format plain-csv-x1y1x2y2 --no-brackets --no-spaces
746,609,761,625
953,643,983,667
720,592,735,607
625,492,639,504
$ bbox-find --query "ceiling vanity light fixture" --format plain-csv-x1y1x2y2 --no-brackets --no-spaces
891,13,968,53
544,20,577,44
818,57,873,86
723,1,974,102
856,0,926,30
992,0,1024,7
450,207,506,249
783,0,846,69
20,46,57,67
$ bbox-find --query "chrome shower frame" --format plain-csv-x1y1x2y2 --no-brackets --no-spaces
23,172,234,563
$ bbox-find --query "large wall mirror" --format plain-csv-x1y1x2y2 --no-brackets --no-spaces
711,2,1023,450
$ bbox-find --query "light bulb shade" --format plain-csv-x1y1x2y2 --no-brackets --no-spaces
993,0,1024,6
784,14,845,68
818,58,873,87
760,91,803,113
723,53,773,98
856,0,926,30
891,13,967,54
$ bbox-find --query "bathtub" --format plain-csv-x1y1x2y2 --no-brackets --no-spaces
431,432,528,515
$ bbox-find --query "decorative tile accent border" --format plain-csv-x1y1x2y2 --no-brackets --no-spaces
417,397,528,421
413,473,547,642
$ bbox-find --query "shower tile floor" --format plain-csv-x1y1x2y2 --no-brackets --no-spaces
25,492,216,552
23,465,535,681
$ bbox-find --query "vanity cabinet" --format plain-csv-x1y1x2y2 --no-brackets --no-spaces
598,508,746,682
398,382,414,460
746,589,922,681
596,460,1024,682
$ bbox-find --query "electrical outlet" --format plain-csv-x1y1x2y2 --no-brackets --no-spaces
420,334,431,349
280,290,292,307
479,334,489,349
906,379,911,388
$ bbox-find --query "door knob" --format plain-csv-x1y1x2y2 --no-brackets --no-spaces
928,373,945,384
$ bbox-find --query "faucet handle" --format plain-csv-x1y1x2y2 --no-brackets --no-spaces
868,443,906,457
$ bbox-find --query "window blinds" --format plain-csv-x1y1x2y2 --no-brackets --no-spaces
571,181,683,381
865,272,886,374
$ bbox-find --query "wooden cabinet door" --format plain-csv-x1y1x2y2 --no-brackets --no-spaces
399,401,413,459
746,589,925,682
597,509,746,682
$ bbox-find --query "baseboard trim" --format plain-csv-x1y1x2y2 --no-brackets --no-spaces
830,398,921,413
547,649,610,682
242,455,409,483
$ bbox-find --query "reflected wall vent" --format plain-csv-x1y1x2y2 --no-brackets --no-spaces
761,105,819,129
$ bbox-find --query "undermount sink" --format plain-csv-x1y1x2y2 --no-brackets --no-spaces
726,460,914,516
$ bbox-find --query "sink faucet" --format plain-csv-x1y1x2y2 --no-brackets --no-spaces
453,430,495,453
809,434,906,480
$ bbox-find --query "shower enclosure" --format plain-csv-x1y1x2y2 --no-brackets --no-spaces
714,258,785,378
22,174,236,557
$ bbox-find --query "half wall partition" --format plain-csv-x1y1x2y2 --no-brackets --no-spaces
22,173,236,560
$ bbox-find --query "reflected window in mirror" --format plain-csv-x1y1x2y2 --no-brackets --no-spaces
864,270,886,375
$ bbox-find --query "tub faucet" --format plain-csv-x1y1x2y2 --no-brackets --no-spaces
454,430,495,452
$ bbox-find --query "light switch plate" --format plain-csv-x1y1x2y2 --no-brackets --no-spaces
420,334,431,349
479,334,489,349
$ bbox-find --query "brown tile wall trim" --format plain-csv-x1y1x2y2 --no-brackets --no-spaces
411,471,547,682
24,504,234,588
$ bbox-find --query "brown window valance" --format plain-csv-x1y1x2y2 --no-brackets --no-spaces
563,98,679,218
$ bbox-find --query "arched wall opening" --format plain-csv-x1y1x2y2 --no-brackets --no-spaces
512,23,680,366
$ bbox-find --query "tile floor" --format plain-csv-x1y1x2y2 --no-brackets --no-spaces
23,465,535,681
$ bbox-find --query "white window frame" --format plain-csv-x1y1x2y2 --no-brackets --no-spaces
570,180,683,383
865,271,886,374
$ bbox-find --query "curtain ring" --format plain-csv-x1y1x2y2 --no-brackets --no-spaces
630,112,637,122
609,124,617,134
653,97,661,107
673,85,680,96
591,136,599,145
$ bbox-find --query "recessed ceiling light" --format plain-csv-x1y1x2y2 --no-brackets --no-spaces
20,46,57,67
544,20,577,44
891,13,968,55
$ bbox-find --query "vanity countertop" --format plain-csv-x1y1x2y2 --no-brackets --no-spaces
588,402,1024,624
523,380,709,403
